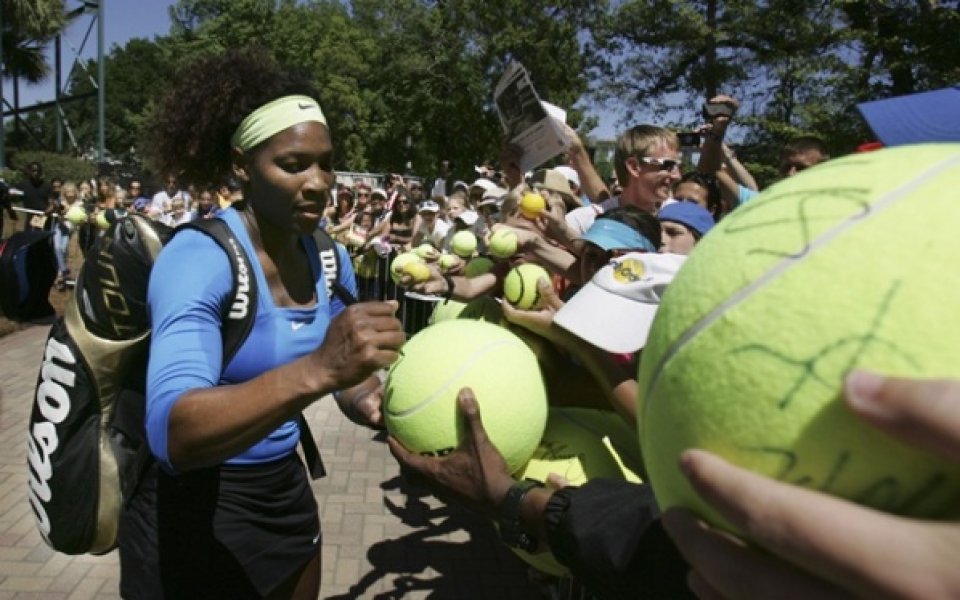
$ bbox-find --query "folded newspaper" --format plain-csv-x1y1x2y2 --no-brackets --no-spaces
494,61,571,173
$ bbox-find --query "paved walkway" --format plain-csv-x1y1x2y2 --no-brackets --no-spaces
0,325,539,599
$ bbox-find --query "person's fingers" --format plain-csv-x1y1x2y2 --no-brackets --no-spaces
844,371,960,462
456,388,490,451
545,472,569,489
663,508,850,600
677,448,960,598
536,277,563,311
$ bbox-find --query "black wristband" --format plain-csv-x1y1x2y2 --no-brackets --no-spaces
497,479,543,552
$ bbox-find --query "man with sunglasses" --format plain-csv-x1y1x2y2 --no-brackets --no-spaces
565,125,682,236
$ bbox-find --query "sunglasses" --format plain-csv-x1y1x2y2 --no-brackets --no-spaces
640,157,682,172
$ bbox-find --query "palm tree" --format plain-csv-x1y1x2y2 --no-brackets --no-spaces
2,0,67,141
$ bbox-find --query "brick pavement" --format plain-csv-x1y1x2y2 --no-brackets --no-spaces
0,325,541,599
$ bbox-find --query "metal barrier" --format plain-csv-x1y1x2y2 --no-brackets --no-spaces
351,246,438,338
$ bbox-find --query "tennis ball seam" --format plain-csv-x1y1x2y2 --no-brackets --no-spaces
640,154,960,429
386,338,520,418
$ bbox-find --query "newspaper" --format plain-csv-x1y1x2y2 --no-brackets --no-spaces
494,61,570,173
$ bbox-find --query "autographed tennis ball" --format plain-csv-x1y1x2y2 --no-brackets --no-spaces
503,263,550,310
65,205,87,225
519,192,545,219
511,407,644,576
451,231,478,258
488,228,518,259
384,320,548,473
402,261,431,283
464,256,494,278
639,144,960,531
391,252,423,284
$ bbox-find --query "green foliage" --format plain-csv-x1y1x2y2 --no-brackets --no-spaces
5,149,96,184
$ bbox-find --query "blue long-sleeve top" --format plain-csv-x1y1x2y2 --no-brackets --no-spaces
145,208,356,473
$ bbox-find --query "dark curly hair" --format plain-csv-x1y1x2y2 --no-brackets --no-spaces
678,171,722,220
146,47,319,187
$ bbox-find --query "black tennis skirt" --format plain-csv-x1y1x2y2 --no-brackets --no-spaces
119,453,321,599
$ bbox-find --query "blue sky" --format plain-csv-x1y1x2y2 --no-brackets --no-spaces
17,0,621,138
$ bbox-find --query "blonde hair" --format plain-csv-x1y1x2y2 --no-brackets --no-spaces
614,125,679,187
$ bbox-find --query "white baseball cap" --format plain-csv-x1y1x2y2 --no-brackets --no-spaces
554,252,686,353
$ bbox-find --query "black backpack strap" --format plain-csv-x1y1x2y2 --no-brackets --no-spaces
177,219,258,366
312,227,357,306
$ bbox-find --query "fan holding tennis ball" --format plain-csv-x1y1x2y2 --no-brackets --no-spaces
402,260,431,283
519,192,545,220
415,243,440,262
451,230,478,258
65,205,87,225
383,319,548,473
390,252,424,284
438,253,463,272
488,228,518,259
639,144,960,534
503,263,550,310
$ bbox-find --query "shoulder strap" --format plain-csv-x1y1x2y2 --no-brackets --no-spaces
312,228,356,306
175,219,258,368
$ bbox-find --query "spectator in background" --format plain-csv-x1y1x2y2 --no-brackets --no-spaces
163,196,193,227
195,188,219,220
151,173,190,215
386,191,417,251
50,181,80,291
17,161,52,232
128,179,149,208
0,177,14,240
658,201,715,255
410,199,449,249
408,179,424,206
673,172,723,222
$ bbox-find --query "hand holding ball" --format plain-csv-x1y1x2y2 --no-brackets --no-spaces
503,263,550,310
402,261,431,283
390,252,424,284
451,230,478,258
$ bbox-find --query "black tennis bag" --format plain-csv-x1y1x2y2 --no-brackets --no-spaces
0,230,57,322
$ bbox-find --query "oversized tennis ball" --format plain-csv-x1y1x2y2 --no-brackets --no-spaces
488,228,518,259
429,296,502,325
511,408,644,576
384,320,548,473
65,205,87,225
402,261,431,283
438,253,462,272
451,230,478,258
415,243,440,261
519,192,545,219
96,211,110,229
639,144,960,532
503,263,550,310
390,252,423,284
464,256,494,278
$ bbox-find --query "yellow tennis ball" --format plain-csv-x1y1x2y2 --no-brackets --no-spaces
65,205,87,225
429,296,502,325
414,243,440,261
503,263,550,310
451,230,478,258
464,256,494,277
384,320,548,473
390,252,423,284
510,407,644,576
519,192,545,219
438,253,463,272
96,211,110,230
488,228,518,259
402,261,431,283
639,144,960,533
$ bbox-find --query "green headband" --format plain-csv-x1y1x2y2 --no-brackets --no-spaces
230,95,327,151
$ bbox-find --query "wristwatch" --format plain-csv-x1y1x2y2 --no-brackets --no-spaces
497,479,544,552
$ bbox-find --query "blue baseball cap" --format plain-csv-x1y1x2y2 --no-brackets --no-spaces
582,218,656,253
857,86,960,146
658,202,715,237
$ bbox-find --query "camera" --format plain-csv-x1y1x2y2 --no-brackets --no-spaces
702,102,735,121
678,132,701,148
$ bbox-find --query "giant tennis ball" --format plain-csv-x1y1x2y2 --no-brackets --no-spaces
429,296,503,325
511,407,644,576
384,320,548,473
65,205,87,225
519,192,545,219
503,263,550,310
488,228,518,259
639,144,960,532
451,230,478,258
390,252,423,284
